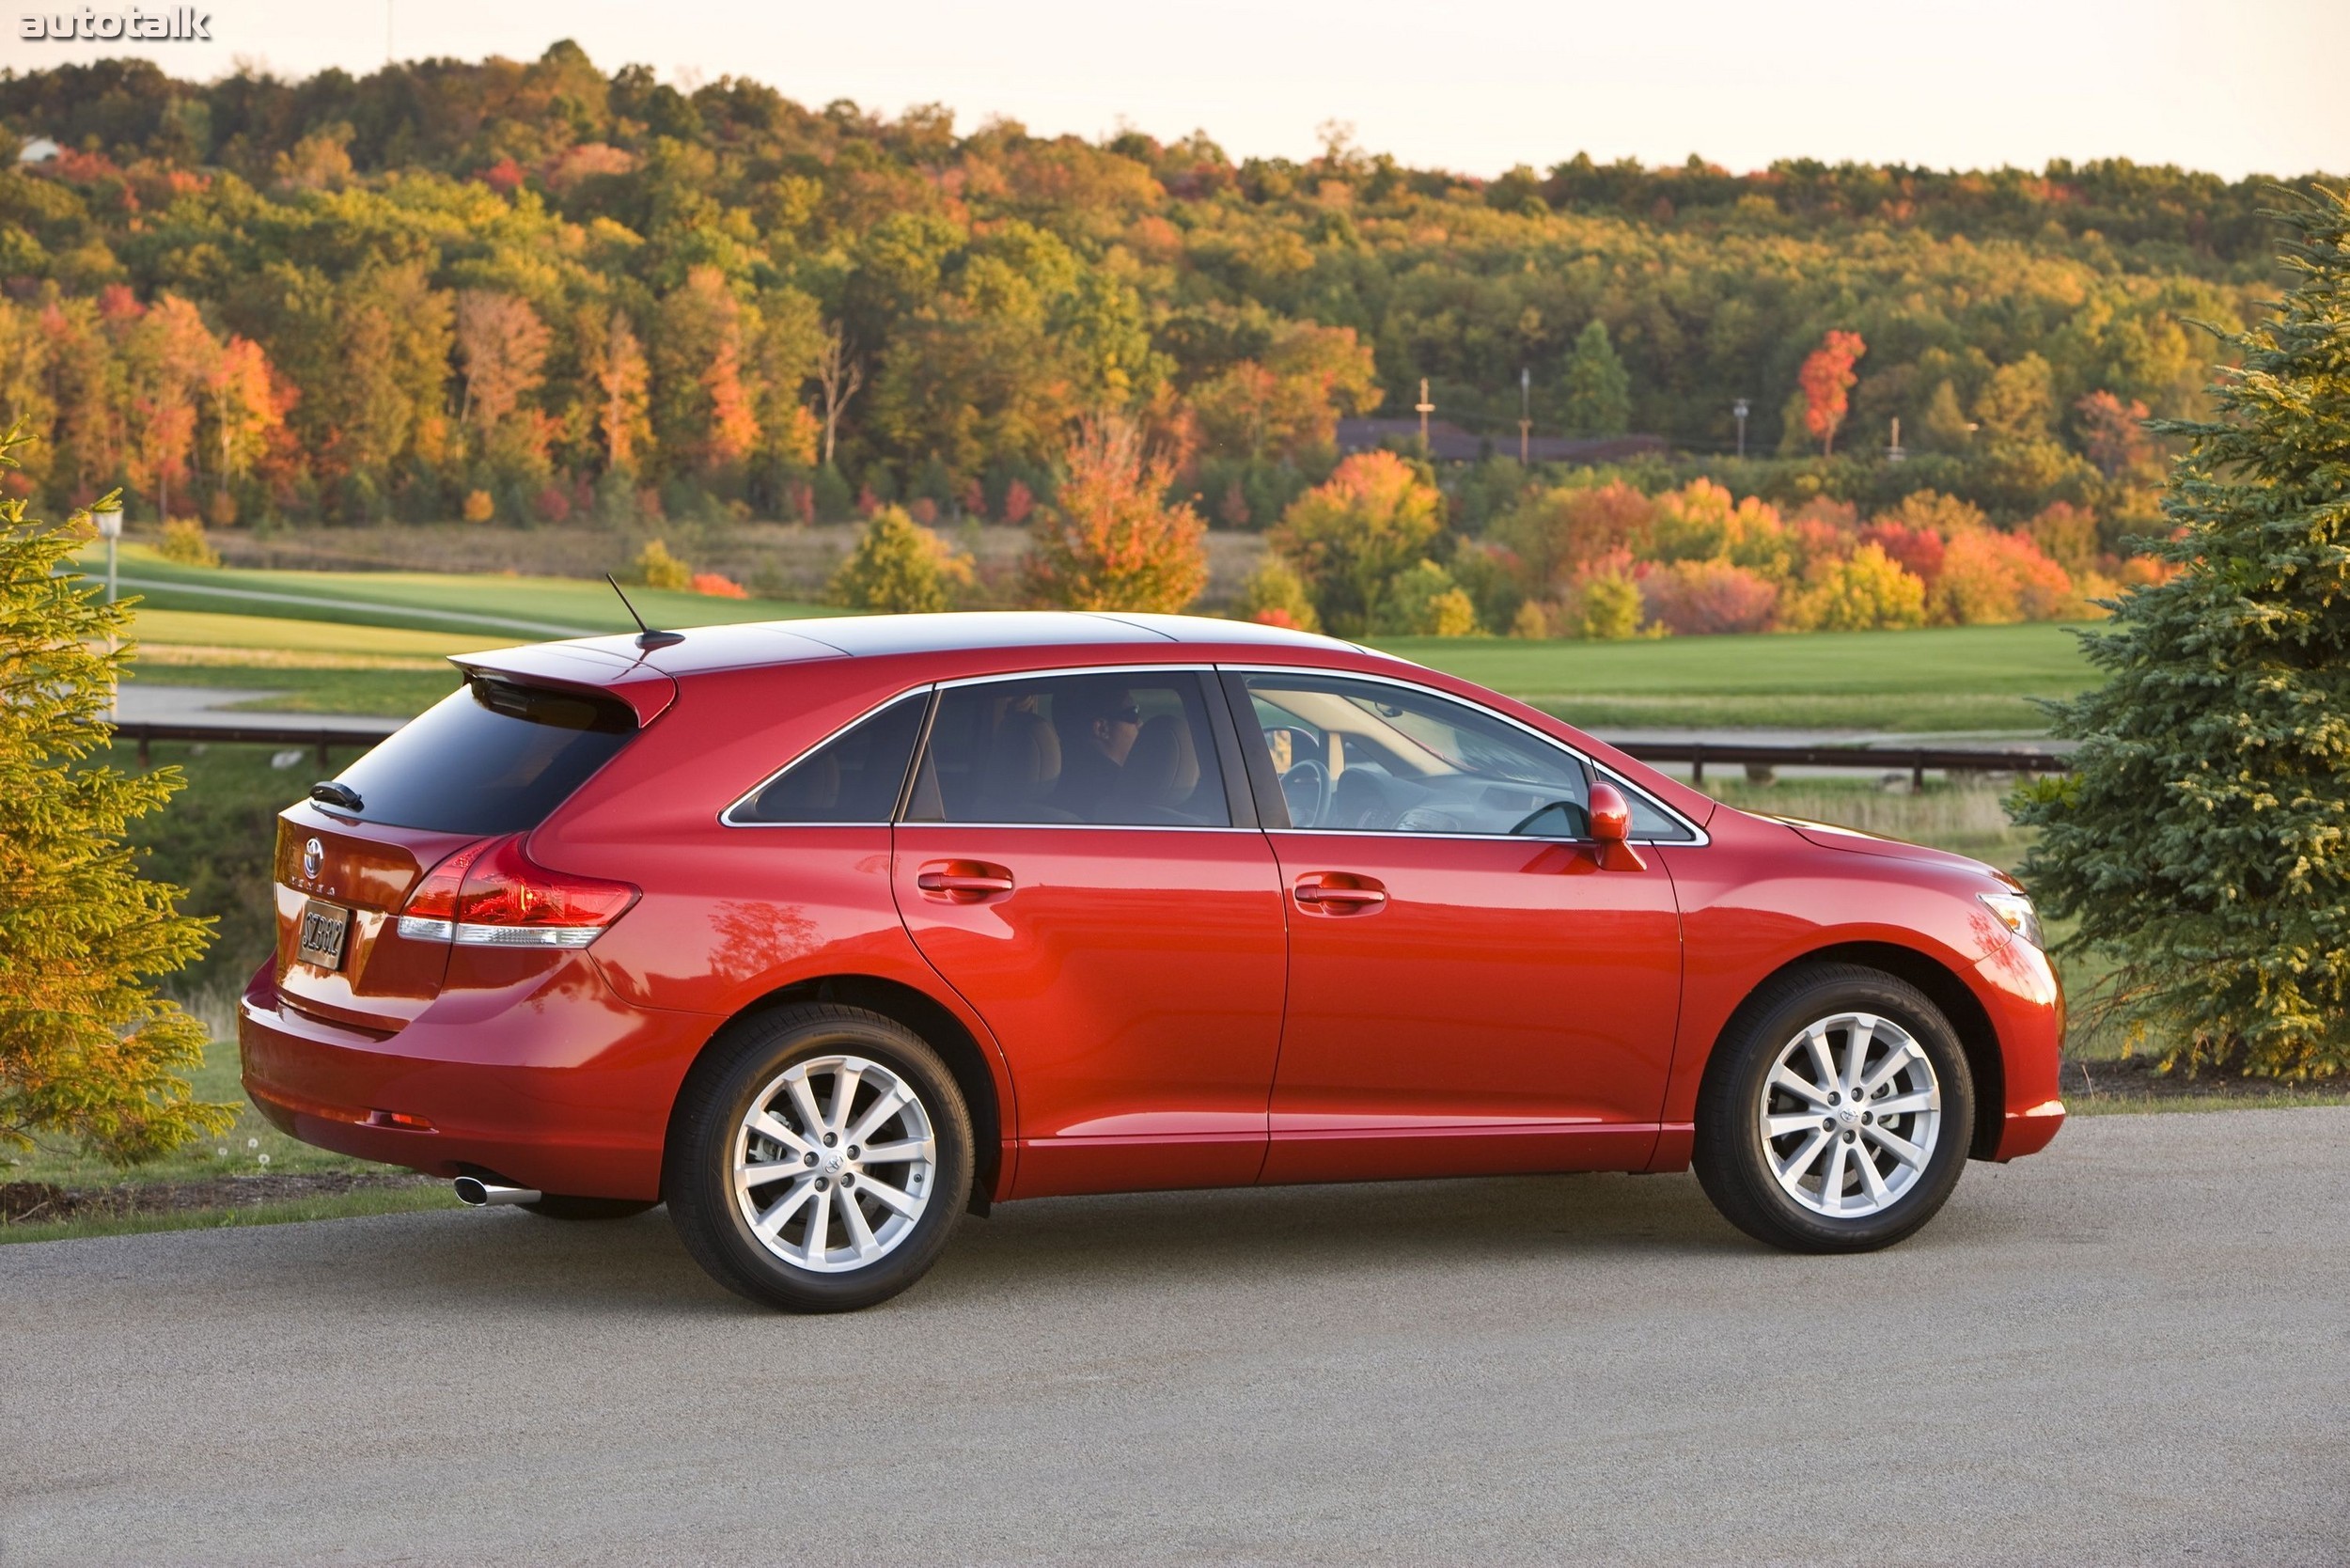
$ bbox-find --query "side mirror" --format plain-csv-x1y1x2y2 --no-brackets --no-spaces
1586,782,1645,871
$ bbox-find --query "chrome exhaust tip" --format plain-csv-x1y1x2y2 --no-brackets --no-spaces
453,1175,542,1208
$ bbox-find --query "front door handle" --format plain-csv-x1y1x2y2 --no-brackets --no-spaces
916,861,1016,901
1293,875,1387,913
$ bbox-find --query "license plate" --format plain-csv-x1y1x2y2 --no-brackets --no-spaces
297,899,351,970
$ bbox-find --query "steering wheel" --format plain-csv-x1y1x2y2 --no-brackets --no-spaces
1279,760,1332,828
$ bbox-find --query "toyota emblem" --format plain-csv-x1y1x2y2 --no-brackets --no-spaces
303,838,323,879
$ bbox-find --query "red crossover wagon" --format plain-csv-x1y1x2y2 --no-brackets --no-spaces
242,612,2064,1311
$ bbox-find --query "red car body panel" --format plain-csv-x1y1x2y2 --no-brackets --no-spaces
240,612,2064,1208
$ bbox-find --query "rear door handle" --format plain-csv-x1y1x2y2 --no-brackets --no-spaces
917,862,1016,900
1293,876,1387,912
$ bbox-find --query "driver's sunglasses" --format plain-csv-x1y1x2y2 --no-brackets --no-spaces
1109,705,1142,725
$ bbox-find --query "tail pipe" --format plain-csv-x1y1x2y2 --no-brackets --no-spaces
453,1175,541,1208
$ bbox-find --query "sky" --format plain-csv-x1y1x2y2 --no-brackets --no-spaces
6,0,2346,180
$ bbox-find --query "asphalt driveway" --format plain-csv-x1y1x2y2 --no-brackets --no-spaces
5,1107,2345,1566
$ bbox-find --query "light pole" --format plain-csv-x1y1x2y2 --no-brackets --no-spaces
1519,367,1532,466
1415,378,1434,452
1732,398,1750,460
93,499,123,721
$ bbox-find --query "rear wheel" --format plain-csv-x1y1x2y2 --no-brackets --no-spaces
1694,964,1974,1253
666,1003,973,1312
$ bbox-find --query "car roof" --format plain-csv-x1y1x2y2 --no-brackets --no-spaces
459,610,1359,682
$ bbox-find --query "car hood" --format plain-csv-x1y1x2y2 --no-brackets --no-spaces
1769,815,2011,881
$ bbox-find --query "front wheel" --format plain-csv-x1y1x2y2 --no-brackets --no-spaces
666,1004,973,1312
1694,964,1974,1253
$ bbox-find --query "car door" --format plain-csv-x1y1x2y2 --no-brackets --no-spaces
892,666,1287,1199
1224,669,1690,1184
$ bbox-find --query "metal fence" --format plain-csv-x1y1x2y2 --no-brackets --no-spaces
110,718,2073,788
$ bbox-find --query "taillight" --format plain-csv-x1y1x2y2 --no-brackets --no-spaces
395,835,637,949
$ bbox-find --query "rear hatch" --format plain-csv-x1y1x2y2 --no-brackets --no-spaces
272,668,654,1034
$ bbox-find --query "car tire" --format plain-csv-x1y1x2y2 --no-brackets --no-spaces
522,1195,657,1220
1694,964,1975,1254
665,1003,974,1313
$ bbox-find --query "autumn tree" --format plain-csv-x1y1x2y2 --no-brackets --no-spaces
0,426,227,1166
1269,450,1444,635
454,290,552,472
1025,416,1208,612
1797,329,1867,456
829,505,973,614
1191,321,1380,463
2015,189,2350,1077
202,335,283,512
1559,319,1630,436
580,306,650,474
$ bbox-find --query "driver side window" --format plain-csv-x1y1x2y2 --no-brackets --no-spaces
1235,672,1591,838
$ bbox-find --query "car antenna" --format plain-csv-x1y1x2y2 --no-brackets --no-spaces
605,574,685,650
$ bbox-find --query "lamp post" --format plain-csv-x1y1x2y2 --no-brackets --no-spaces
1415,378,1434,452
1732,398,1750,460
93,499,123,721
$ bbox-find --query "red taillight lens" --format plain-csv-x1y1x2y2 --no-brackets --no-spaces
397,835,637,949
401,839,490,922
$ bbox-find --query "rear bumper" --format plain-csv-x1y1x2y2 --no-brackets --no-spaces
237,960,715,1201
1973,939,2066,1161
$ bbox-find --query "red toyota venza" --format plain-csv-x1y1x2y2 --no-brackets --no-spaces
242,612,2065,1311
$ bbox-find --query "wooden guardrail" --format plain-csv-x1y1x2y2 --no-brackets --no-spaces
109,718,2074,790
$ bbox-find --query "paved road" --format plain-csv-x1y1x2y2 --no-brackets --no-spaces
5,1108,2345,1566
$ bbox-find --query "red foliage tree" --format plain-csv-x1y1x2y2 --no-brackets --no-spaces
1797,330,1867,456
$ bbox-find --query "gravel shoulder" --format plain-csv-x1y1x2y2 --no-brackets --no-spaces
4,1106,2345,1566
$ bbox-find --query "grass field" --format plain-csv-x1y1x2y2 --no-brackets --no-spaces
1386,622,2097,733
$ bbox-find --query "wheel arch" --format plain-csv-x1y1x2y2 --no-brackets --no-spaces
1707,942,2006,1161
684,974,1008,1212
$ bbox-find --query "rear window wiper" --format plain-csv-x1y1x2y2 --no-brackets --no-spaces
310,781,363,812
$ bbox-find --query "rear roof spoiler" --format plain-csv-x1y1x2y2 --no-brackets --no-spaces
449,642,680,728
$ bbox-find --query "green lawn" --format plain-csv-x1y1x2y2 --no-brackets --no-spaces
129,662,465,717
1383,622,2097,732
85,543,838,641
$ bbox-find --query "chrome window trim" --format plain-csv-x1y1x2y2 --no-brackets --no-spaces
718,685,936,829
1221,663,1711,848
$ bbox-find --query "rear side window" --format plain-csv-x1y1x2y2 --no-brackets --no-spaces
731,691,929,824
906,671,1232,827
327,678,635,835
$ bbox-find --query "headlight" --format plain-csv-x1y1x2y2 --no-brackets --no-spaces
1979,890,2044,949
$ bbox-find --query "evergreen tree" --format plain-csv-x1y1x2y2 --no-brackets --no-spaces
2014,189,2350,1076
0,426,227,1165
1559,320,1631,436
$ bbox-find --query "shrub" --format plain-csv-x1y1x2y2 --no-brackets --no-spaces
1638,558,1779,635
1383,559,1482,635
1235,554,1320,632
1509,600,1551,639
155,517,220,568
1784,542,1928,631
1931,529,2075,624
461,488,494,523
632,538,692,590
830,505,972,614
1270,449,1443,635
690,572,747,599
1572,566,1644,640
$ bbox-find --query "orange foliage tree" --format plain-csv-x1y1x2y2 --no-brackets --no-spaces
1024,416,1208,612
1797,329,1867,456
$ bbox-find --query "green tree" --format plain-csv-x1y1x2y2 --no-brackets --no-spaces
1559,319,1631,436
1269,450,1444,635
2014,190,2350,1077
1234,553,1320,631
0,428,227,1166
829,505,972,614
1574,570,1644,640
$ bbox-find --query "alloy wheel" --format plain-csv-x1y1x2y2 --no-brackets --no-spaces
732,1054,938,1273
1758,1011,1943,1219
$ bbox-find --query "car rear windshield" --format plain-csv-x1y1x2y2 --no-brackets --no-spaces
325,677,637,835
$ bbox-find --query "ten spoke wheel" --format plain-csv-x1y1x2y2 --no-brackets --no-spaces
1694,965,1974,1255
733,1054,938,1275
1758,1011,1942,1218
